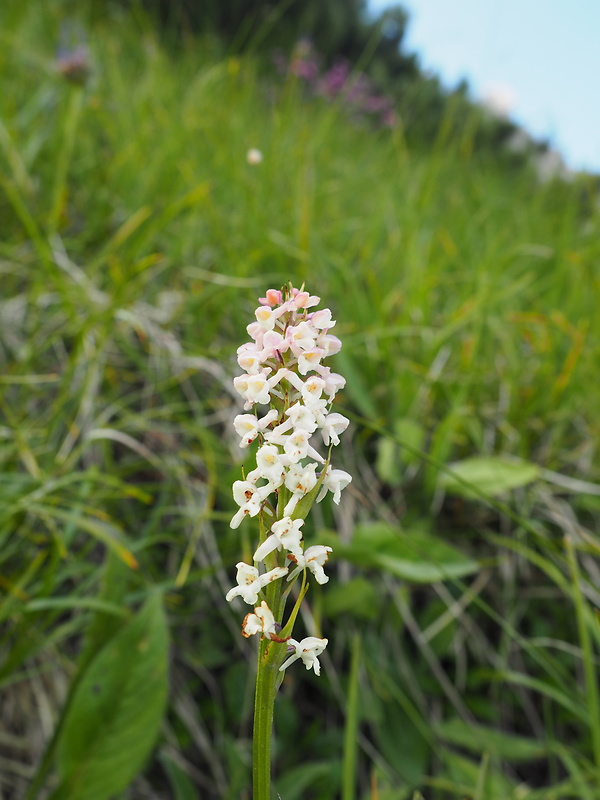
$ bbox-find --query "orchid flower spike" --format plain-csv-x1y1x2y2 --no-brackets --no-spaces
226,285,352,675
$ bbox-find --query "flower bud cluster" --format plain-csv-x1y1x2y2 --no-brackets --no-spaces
226,285,351,675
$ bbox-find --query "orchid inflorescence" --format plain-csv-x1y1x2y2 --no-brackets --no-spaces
226,284,351,676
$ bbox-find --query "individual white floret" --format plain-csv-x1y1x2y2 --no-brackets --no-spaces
279,636,328,675
237,350,263,374
321,413,350,446
318,368,346,400
297,347,325,376
316,467,352,505
283,462,318,516
233,409,279,448
244,374,273,405
225,563,288,604
287,321,317,356
256,444,287,483
233,374,270,407
310,308,336,329
259,330,289,361
242,601,277,638
316,332,342,356
287,544,333,584
292,290,320,309
285,402,319,433
246,321,265,344
254,305,285,331
230,480,267,528
301,376,326,406
282,429,325,464
253,517,305,562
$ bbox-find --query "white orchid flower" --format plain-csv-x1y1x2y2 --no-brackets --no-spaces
242,601,277,638
233,409,279,448
283,462,318,516
279,637,328,675
287,544,333,585
321,413,350,447
253,517,305,563
316,467,352,505
225,563,288,605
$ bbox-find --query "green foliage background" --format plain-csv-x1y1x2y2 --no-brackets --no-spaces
1,1,600,798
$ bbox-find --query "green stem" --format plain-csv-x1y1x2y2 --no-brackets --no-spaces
342,634,361,800
253,637,281,800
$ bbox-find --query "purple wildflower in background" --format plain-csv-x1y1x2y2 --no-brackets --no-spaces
56,21,91,85
279,40,399,130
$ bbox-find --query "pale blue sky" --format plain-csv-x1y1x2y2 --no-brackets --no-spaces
370,0,600,172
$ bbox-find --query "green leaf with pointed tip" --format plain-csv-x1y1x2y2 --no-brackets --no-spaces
321,523,478,583
53,593,169,800
441,456,540,499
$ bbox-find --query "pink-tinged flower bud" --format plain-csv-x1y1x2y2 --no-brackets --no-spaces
258,288,283,306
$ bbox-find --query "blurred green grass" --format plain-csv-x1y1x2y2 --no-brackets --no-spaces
1,2,600,799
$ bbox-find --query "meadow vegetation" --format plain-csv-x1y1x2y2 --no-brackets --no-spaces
1,2,600,798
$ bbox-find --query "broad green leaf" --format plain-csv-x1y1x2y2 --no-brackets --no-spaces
53,593,169,800
79,551,133,672
321,523,478,583
441,456,540,499
436,717,548,761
